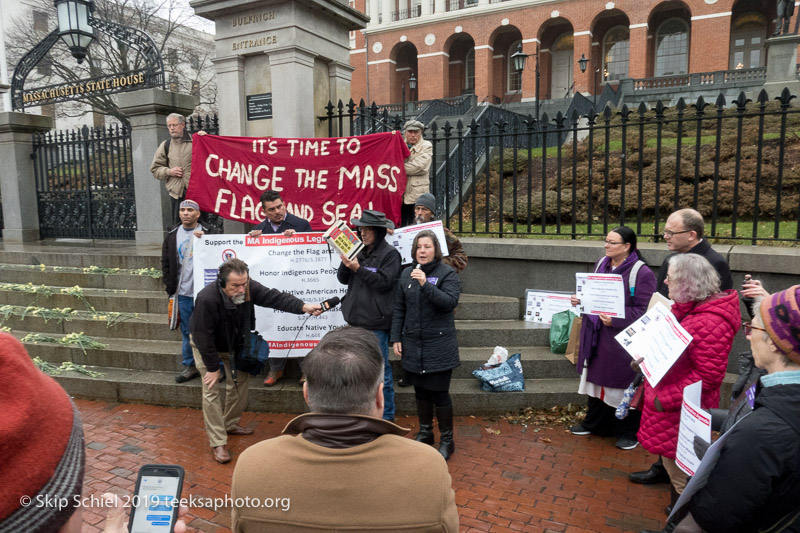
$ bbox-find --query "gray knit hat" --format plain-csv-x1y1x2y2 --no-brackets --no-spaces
414,193,436,214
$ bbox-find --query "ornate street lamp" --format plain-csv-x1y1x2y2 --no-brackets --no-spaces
402,72,416,123
577,53,597,108
54,0,96,63
512,44,540,120
577,53,589,74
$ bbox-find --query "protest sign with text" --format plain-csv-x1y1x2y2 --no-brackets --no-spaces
386,220,449,265
188,132,410,229
524,290,577,324
193,233,347,357
575,273,626,318
676,381,712,476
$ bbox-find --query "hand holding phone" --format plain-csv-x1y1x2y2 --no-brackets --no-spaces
128,464,185,533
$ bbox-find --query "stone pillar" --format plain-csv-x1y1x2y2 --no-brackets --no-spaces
434,0,445,15
212,56,246,136
269,48,317,138
764,34,800,97
628,24,649,79
420,0,431,16
328,61,355,135
369,0,381,22
117,89,197,246
0,112,52,242
381,0,393,23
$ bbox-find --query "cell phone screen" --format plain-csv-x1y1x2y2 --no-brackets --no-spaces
129,473,180,533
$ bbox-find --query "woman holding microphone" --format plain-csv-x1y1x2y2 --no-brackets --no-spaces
392,230,461,460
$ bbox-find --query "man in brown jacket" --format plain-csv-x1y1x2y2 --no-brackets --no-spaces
151,113,193,225
231,326,459,532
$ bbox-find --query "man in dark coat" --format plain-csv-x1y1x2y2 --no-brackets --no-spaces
161,199,216,384
190,258,322,464
249,190,312,237
337,210,402,421
248,190,313,386
631,208,734,490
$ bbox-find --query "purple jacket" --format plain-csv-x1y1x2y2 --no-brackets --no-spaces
576,251,657,389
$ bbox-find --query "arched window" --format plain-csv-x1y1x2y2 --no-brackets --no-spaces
507,40,522,93
730,12,767,69
655,18,689,76
603,26,629,81
466,49,475,91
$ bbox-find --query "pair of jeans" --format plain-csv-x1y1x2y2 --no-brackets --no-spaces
177,295,195,367
371,329,395,420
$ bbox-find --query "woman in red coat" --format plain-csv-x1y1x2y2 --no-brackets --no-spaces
637,253,741,498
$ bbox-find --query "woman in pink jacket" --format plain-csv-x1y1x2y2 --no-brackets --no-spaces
636,254,741,499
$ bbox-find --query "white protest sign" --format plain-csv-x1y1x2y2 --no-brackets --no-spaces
676,381,712,476
524,290,577,324
194,233,347,357
614,302,693,387
386,220,449,265
575,272,626,318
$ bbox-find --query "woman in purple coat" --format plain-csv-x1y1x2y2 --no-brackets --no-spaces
569,226,657,450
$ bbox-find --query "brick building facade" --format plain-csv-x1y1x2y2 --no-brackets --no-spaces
347,0,775,105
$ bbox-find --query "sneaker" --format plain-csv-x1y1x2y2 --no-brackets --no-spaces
175,365,200,383
616,437,639,450
569,423,591,436
263,369,283,387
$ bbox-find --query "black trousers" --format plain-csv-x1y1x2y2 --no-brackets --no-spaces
581,395,641,440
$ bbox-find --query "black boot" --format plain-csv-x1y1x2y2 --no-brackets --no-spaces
665,485,679,516
414,400,434,445
436,404,455,461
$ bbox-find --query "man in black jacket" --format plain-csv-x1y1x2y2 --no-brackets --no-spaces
190,258,322,464
631,208,735,490
249,190,312,236
161,199,216,384
337,210,402,421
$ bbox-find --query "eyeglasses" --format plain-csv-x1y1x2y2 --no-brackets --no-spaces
742,321,768,336
663,229,692,238
604,240,623,245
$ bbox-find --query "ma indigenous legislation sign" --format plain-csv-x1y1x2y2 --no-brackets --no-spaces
188,131,410,229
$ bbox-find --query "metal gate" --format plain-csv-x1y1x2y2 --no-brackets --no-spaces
32,124,136,239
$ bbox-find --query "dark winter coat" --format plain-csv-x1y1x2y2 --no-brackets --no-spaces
254,213,312,234
637,290,741,458
391,260,461,374
160,222,216,296
576,251,657,389
689,382,800,533
337,239,402,331
190,279,305,372
656,240,733,297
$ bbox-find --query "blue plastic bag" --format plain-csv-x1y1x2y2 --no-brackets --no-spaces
472,353,525,392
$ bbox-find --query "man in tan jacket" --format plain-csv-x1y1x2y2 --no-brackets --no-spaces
231,326,459,532
151,113,193,225
402,120,433,226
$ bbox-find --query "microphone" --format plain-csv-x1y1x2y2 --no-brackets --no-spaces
408,264,421,289
319,296,341,312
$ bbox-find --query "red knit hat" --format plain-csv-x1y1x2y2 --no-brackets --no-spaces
0,333,85,532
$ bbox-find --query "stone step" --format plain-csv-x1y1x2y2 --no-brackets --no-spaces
17,330,573,379
0,243,160,269
454,293,519,320
456,320,550,347
1,311,177,341
0,286,166,314
50,365,583,416
0,265,164,291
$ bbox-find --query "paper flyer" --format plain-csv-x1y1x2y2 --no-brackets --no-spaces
676,381,712,476
575,272,626,318
524,290,577,324
614,302,693,387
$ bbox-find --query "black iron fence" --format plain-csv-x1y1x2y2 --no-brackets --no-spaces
32,124,135,239
321,88,800,244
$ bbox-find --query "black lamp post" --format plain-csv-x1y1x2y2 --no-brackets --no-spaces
54,0,96,64
511,43,540,120
577,53,598,108
402,72,417,123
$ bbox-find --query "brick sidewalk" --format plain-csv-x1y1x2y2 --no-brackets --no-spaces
75,399,669,533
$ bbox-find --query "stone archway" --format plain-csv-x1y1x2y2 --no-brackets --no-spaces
444,33,476,97
390,42,419,103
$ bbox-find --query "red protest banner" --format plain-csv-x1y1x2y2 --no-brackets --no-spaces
187,131,410,229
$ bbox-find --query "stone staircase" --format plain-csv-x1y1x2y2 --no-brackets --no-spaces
0,244,583,415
